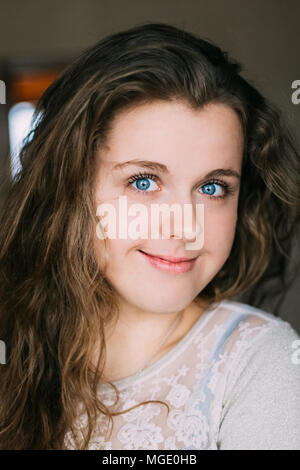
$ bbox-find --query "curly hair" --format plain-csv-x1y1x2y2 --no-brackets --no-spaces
0,21,299,449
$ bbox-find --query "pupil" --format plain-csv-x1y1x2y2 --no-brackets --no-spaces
205,184,215,194
137,178,150,190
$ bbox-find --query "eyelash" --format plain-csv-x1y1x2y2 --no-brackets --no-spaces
126,171,235,200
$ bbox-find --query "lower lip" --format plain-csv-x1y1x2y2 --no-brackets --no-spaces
139,251,198,273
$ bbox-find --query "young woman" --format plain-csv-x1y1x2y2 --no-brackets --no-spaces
0,22,300,450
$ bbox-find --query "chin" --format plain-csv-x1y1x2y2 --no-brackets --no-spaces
129,294,193,314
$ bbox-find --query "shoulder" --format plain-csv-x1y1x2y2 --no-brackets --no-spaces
216,300,300,449
219,298,287,324
218,298,300,373
203,298,300,377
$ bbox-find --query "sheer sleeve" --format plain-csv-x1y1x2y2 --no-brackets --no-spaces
217,320,300,450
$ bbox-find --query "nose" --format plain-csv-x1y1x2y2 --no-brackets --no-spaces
155,192,204,249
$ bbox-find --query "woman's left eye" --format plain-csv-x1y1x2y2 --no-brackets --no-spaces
199,182,226,199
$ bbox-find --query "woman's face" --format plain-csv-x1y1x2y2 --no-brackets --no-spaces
93,100,243,314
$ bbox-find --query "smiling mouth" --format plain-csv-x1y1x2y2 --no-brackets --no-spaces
137,250,198,264
137,249,198,274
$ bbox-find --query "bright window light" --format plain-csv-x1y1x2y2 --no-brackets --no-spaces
8,101,36,179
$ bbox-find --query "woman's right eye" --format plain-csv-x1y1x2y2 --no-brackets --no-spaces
126,173,160,194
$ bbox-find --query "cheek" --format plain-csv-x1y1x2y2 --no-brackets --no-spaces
204,205,238,255
98,237,137,283
105,238,134,261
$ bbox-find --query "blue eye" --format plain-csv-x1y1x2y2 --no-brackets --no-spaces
127,173,159,193
134,177,158,191
200,182,224,198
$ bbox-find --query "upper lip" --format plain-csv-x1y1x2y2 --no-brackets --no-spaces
139,250,199,263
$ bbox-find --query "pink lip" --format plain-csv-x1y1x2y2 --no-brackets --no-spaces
138,250,198,273
139,251,197,262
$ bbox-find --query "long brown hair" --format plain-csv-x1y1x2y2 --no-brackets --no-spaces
0,22,300,449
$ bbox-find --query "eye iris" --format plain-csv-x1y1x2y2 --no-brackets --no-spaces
203,183,216,195
136,178,150,190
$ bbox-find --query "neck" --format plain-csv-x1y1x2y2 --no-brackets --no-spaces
94,297,211,383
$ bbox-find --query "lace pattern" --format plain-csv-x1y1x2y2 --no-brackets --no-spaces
63,300,289,450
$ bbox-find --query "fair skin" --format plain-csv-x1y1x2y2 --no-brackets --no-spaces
92,99,244,381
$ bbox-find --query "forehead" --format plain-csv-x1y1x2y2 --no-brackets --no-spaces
99,100,244,175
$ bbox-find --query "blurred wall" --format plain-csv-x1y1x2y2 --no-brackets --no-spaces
0,0,299,329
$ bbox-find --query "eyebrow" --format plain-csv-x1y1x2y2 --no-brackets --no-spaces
112,159,241,180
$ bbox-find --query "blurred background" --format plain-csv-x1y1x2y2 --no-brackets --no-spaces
0,0,299,331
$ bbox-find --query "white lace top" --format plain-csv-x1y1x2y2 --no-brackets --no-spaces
64,299,300,450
